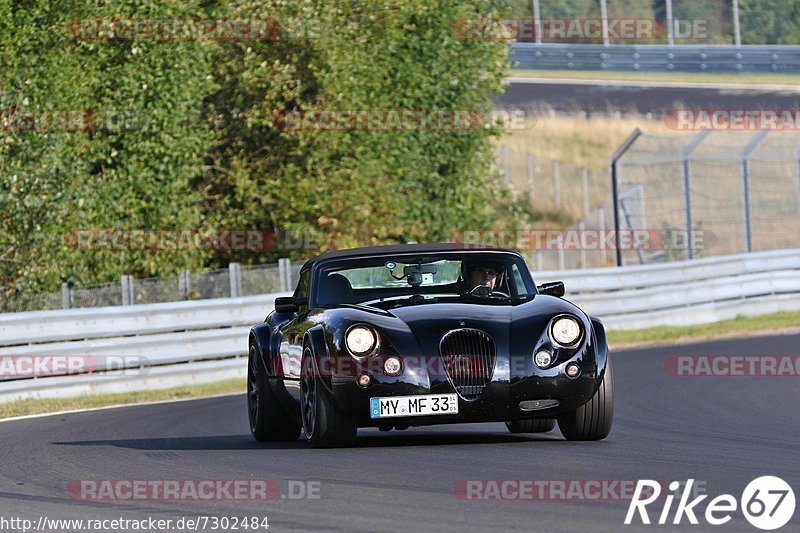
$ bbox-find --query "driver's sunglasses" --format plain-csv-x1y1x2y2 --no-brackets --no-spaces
472,268,499,278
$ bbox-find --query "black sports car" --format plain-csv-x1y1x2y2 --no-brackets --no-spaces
247,243,613,447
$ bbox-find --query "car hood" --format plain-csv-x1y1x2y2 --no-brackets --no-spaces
325,296,590,358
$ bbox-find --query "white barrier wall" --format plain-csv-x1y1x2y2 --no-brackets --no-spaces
1,249,799,401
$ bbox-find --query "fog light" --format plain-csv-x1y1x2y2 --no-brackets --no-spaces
519,399,559,411
384,356,402,376
534,350,553,369
357,373,372,387
566,363,581,378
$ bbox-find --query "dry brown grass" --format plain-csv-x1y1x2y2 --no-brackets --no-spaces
496,113,671,222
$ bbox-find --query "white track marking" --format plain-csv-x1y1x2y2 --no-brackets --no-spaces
0,391,243,424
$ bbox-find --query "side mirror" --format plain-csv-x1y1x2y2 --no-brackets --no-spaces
537,281,565,298
274,296,299,313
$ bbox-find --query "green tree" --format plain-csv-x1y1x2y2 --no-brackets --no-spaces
739,0,800,45
205,0,511,262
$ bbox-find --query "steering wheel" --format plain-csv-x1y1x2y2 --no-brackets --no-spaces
467,285,510,298
468,285,491,296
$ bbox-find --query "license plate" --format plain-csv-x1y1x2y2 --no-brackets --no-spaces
370,394,458,418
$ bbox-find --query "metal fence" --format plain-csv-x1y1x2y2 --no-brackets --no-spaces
0,259,303,314
497,145,605,219
610,129,800,266
509,43,800,74
495,144,618,270
500,130,800,270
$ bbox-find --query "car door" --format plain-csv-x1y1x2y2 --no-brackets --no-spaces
278,269,312,380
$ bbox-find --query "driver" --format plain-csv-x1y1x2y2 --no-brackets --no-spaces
461,261,506,295
468,265,500,291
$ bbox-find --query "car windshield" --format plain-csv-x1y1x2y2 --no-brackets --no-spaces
314,253,535,307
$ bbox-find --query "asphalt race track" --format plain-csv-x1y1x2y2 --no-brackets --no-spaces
1,333,798,532
499,78,800,115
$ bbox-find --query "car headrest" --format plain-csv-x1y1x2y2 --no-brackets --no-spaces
318,273,354,305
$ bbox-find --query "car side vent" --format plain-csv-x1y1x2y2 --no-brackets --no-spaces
439,328,496,401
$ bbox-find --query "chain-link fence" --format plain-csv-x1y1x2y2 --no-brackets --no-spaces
496,144,607,220
499,130,800,270
610,130,800,266
496,143,617,270
0,260,304,314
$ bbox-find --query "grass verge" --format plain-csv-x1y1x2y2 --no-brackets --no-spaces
0,377,244,420
607,310,800,348
509,70,800,86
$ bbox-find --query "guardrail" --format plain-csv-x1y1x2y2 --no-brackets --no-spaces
1,249,798,401
509,43,800,73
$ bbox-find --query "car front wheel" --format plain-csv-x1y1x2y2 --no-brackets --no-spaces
248,344,301,442
300,347,357,448
557,357,614,441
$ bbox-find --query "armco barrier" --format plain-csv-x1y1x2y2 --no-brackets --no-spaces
1,249,798,401
509,43,800,73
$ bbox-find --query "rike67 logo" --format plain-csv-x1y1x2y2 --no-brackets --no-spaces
626,477,796,530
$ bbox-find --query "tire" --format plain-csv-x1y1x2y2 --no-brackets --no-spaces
506,418,556,434
300,347,358,448
557,357,614,441
248,344,301,442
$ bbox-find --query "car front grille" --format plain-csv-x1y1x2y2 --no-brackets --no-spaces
439,328,496,401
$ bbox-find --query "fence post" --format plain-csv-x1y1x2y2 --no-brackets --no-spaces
581,167,590,220
610,129,643,266
682,130,710,260
527,153,535,208
61,282,72,309
121,275,134,306
229,262,242,298
535,252,543,271
599,0,610,46
553,160,561,210
598,206,607,265
278,258,291,292
732,0,742,47
286,260,295,291
578,220,587,268
178,269,191,299
683,158,694,260
740,131,769,253
665,0,675,46
741,158,753,253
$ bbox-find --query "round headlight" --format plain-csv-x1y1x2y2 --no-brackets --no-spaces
346,326,378,357
384,356,402,376
534,350,553,369
550,316,582,348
